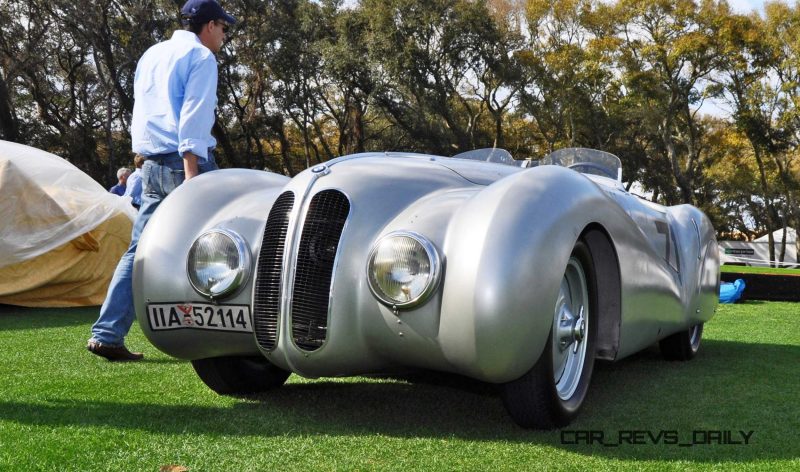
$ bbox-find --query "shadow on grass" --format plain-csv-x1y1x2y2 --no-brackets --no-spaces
137,358,185,365
736,300,768,305
0,304,97,331
0,339,797,463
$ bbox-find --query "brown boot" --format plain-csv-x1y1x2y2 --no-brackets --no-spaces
87,340,144,362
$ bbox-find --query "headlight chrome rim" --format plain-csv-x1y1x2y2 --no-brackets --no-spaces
366,231,441,309
187,228,251,300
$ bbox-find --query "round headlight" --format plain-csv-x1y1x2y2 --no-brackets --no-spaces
187,229,251,299
367,231,441,308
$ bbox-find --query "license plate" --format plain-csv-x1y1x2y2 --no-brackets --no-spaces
146,303,252,333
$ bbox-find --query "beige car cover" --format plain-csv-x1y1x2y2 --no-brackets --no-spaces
0,140,136,307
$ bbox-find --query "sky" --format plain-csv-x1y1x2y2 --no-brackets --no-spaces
727,0,767,14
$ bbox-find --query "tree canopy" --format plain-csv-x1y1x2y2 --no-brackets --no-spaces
1,0,799,256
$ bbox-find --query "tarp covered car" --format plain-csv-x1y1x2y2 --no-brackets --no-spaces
0,140,135,307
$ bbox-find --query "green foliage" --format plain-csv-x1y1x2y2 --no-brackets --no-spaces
0,0,799,240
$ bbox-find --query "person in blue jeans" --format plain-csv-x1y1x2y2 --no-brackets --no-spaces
88,0,236,361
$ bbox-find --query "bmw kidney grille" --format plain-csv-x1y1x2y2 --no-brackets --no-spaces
291,190,350,351
253,191,294,351
253,189,350,352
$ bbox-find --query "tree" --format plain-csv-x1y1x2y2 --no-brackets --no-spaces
361,0,507,154
519,0,614,153
0,0,176,181
762,1,800,262
715,4,800,263
615,0,726,205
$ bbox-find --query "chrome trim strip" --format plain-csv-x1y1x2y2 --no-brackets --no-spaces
278,175,322,371
691,218,701,260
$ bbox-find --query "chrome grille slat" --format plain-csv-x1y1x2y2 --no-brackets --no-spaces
291,190,350,351
253,191,294,350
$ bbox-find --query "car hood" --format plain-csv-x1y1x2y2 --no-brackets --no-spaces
325,152,523,186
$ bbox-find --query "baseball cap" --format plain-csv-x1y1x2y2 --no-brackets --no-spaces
181,0,236,25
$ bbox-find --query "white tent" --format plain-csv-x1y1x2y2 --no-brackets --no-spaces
754,227,796,244
719,227,798,267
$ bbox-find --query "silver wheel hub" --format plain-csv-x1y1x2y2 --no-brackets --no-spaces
552,257,589,401
557,305,585,352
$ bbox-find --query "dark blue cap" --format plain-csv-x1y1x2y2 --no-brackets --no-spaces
181,0,236,25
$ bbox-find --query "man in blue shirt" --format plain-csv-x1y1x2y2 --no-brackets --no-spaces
88,0,236,361
123,155,145,209
109,167,131,196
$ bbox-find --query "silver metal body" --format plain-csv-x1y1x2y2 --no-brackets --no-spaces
134,150,719,383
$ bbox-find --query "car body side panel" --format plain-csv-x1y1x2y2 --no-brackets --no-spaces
438,164,686,382
584,180,718,360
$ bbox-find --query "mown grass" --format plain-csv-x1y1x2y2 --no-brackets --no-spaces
0,302,798,471
721,265,800,275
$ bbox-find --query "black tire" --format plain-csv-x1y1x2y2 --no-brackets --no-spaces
502,241,598,429
191,355,290,395
659,323,703,361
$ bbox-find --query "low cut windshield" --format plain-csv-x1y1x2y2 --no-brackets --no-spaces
539,148,622,181
448,147,621,176
450,148,531,167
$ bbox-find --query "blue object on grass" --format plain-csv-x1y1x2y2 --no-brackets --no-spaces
719,278,745,304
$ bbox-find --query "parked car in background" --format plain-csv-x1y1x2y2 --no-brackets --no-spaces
134,147,719,428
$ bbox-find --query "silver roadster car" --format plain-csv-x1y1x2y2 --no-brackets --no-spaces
134,147,719,429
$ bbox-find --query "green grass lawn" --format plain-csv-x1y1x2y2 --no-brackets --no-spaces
721,265,800,276
0,303,798,471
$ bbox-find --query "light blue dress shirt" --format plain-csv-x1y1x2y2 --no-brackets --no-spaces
131,30,218,163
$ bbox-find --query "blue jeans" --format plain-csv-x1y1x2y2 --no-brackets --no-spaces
90,152,217,346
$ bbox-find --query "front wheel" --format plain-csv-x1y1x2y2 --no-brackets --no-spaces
502,241,598,429
191,355,290,395
660,323,704,361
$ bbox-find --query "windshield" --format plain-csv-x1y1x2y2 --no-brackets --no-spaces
539,148,622,181
450,148,531,167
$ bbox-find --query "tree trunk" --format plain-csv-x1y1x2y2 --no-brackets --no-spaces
751,145,776,266
349,100,365,154
662,126,693,205
106,91,114,181
266,116,295,176
212,121,238,168
0,70,18,141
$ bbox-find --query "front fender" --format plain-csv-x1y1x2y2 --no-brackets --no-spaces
134,169,290,359
439,166,624,382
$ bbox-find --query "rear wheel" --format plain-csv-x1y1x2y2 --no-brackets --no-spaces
660,323,703,361
502,241,598,429
191,355,290,395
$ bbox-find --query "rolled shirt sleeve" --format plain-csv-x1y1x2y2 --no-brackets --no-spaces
178,53,218,161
